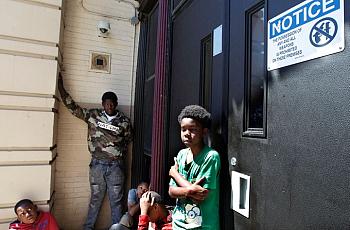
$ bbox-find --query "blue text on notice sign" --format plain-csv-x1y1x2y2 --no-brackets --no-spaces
269,0,340,39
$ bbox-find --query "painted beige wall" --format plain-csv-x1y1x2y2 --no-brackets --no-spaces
55,0,139,229
0,0,62,228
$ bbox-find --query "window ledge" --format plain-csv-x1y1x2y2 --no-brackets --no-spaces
243,128,264,138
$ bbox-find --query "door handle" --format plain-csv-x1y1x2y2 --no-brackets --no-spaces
230,157,237,166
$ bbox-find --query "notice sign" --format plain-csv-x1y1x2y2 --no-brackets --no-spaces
267,0,344,71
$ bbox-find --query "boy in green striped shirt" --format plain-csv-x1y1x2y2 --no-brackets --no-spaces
169,105,221,230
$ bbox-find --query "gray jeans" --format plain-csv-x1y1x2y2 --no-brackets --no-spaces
83,158,125,230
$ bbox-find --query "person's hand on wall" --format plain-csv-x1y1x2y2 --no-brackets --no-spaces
57,72,68,98
57,72,63,87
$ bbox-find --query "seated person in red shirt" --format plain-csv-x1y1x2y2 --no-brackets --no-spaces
9,199,59,230
138,191,172,230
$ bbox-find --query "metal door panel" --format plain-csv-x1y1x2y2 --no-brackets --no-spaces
228,0,350,229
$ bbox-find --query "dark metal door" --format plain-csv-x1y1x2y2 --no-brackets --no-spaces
228,0,350,229
132,5,159,186
167,0,232,228
168,0,226,168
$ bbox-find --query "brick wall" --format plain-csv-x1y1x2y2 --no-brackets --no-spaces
54,0,139,229
54,104,91,229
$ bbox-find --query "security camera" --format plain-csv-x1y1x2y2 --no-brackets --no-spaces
97,20,111,37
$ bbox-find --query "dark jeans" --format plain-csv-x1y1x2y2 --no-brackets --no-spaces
83,158,125,230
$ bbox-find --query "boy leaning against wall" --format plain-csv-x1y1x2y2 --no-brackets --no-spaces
168,105,221,230
9,199,60,230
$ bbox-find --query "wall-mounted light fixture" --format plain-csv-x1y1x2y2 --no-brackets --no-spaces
97,20,111,38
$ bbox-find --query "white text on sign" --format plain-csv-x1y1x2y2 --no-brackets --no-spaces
269,0,340,39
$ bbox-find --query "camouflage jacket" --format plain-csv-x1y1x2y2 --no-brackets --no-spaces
61,93,132,160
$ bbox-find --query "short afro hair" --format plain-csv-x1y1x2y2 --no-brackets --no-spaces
178,105,211,128
102,91,118,104
14,199,34,214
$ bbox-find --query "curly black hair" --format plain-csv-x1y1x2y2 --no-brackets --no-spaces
177,105,211,128
102,91,118,104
